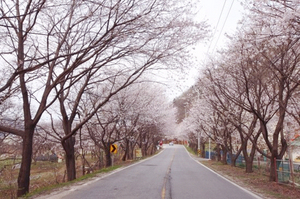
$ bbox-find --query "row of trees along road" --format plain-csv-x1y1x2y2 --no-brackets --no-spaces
178,0,300,183
0,0,207,196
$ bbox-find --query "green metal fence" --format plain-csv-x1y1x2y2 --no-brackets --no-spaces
276,159,290,183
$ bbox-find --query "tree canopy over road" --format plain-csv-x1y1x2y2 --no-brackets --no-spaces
177,0,300,183
0,0,207,196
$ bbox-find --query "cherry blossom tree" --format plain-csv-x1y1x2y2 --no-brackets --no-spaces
85,82,169,166
0,0,207,196
239,0,300,181
179,0,300,181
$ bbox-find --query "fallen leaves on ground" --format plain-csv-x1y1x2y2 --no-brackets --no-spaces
200,160,300,199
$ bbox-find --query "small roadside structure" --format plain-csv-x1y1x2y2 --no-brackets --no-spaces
291,134,300,162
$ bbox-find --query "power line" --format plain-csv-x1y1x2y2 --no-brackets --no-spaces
206,0,227,54
211,0,235,53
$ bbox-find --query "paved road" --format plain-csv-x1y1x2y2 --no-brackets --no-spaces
42,145,261,199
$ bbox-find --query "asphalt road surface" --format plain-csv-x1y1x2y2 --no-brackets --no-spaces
42,145,261,199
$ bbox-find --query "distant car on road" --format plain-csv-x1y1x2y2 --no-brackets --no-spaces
169,142,174,146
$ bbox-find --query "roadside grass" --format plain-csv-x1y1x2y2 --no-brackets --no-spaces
0,149,162,199
200,160,300,199
0,158,22,169
185,146,197,156
23,165,121,198
0,162,19,199
0,155,132,199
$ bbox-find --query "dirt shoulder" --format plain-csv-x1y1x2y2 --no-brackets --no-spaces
198,159,300,199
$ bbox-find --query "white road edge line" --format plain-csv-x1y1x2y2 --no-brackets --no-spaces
183,146,262,199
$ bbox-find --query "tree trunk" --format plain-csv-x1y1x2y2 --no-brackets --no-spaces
17,130,34,197
150,144,155,155
243,153,254,173
122,148,128,161
128,142,134,160
230,153,236,167
122,139,129,161
62,137,76,181
201,142,205,158
246,159,253,173
221,148,227,165
98,149,104,168
105,146,112,167
216,144,221,161
270,153,277,181
142,144,147,157
245,143,257,173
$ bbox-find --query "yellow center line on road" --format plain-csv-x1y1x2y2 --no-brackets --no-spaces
161,148,176,199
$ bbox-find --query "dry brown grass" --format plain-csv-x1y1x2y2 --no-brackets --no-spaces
0,155,139,199
0,161,67,199
200,160,300,199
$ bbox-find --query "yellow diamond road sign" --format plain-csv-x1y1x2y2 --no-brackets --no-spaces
110,144,117,154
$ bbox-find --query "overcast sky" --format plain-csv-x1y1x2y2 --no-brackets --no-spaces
198,0,244,55
164,0,245,100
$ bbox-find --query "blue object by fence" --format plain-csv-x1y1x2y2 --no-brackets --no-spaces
204,151,243,164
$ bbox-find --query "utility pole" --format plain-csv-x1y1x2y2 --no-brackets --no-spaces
209,136,211,160
288,130,294,186
198,131,200,157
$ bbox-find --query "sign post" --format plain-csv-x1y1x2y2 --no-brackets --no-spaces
110,144,117,166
